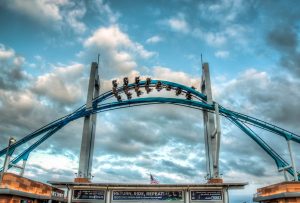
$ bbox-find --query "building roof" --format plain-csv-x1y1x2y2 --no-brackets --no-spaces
48,181,247,190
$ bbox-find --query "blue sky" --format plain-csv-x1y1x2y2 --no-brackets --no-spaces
1,0,300,202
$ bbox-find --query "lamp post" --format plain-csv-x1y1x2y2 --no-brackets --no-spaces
0,137,16,185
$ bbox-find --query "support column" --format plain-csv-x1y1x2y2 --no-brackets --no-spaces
223,188,229,203
185,190,189,203
201,63,220,179
284,170,289,181
19,160,27,176
287,139,297,181
3,154,11,173
67,188,72,203
106,189,111,203
78,62,100,180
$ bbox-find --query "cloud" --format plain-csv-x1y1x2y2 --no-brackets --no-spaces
0,44,28,90
267,25,300,76
166,14,189,33
198,0,245,24
152,66,199,87
146,35,163,44
82,25,156,77
3,0,88,34
215,50,229,59
5,0,67,23
215,68,300,130
64,2,87,34
32,63,86,106
90,0,120,24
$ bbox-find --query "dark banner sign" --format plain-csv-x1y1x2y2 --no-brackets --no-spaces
73,190,105,200
191,191,222,201
113,191,183,201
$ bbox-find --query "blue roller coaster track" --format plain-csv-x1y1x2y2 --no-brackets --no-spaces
0,79,299,180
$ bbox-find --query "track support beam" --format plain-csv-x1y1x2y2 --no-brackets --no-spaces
201,63,221,179
78,62,100,180
287,139,298,181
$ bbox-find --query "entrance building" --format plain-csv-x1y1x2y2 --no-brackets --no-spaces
48,182,247,203
0,173,64,203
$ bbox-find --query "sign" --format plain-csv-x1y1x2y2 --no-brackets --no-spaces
73,190,105,200
113,191,183,201
191,191,222,201
51,190,64,198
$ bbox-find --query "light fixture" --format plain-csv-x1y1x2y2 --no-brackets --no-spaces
9,137,16,144
166,85,172,91
191,86,196,90
155,81,162,91
175,87,182,96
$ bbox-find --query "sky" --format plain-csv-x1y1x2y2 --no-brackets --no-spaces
0,0,300,202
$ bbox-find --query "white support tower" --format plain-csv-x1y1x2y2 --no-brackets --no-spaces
78,62,100,179
201,63,221,179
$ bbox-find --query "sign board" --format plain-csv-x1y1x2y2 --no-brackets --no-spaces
190,191,222,201
51,191,64,198
113,191,183,201
73,190,105,200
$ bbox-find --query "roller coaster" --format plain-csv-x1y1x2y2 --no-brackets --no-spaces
0,62,299,182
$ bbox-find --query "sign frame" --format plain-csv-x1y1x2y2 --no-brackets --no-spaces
112,190,184,201
190,190,223,201
72,189,106,201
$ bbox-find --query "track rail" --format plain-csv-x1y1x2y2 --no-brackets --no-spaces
1,80,299,179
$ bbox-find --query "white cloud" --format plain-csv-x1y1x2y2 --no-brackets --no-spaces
215,50,230,58
85,25,131,48
166,14,189,33
92,0,120,23
198,0,243,23
152,66,199,87
0,44,27,90
82,25,156,76
0,45,15,59
146,35,163,44
65,5,87,34
193,28,227,46
32,63,85,105
5,0,89,34
6,0,68,22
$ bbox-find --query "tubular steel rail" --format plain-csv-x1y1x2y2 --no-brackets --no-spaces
0,80,299,180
